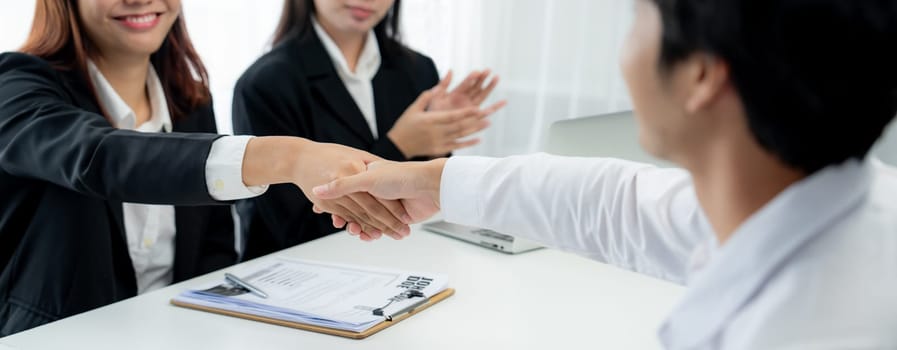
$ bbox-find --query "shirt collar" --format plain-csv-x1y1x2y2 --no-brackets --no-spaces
659,158,873,348
86,60,172,133
311,16,382,81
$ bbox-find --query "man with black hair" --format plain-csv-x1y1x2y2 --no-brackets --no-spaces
311,0,897,347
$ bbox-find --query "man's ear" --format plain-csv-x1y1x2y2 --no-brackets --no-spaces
683,54,731,114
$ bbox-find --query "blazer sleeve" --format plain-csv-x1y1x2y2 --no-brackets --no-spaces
0,53,221,205
180,103,239,273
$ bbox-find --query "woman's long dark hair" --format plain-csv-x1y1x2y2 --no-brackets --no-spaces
271,0,405,57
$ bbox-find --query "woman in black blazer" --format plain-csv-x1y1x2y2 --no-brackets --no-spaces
0,0,412,336
233,0,506,259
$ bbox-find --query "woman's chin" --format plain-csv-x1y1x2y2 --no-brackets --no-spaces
118,40,168,58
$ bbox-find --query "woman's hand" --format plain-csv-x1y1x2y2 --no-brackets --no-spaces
387,86,506,159
242,137,412,241
312,159,448,233
428,70,504,112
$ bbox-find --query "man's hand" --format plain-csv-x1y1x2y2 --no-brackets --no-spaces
312,159,449,233
242,137,412,241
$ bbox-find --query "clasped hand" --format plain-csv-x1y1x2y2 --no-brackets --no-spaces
311,159,448,241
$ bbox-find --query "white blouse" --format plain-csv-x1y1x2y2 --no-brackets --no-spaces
312,16,382,138
87,61,266,294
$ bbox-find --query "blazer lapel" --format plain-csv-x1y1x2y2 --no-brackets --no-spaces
311,77,375,143
291,33,375,143
372,65,412,136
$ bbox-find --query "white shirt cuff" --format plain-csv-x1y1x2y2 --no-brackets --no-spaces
205,135,268,201
440,156,495,226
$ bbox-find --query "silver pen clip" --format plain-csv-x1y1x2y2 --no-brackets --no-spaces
225,272,269,299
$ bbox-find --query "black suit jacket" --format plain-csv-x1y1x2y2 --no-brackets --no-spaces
232,32,440,259
0,53,237,336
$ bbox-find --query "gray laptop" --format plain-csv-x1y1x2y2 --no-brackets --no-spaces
546,110,672,166
547,110,897,167
422,221,542,254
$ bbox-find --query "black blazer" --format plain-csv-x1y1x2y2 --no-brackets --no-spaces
232,31,440,259
0,53,237,336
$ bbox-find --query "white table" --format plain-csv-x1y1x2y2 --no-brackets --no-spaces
0,227,684,350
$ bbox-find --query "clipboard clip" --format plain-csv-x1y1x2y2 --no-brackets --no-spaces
372,290,427,321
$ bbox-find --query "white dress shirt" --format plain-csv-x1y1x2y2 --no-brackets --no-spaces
440,153,897,349
87,61,266,294
312,17,382,138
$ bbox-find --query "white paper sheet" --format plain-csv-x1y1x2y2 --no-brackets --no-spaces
173,257,449,332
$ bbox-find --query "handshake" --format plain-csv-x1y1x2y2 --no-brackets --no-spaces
303,142,447,242
243,71,505,240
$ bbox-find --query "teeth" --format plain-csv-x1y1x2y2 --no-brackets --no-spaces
125,14,157,24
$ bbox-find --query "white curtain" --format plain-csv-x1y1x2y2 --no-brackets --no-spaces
1,0,634,156
401,0,634,156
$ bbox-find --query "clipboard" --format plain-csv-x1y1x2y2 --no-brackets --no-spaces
170,288,455,339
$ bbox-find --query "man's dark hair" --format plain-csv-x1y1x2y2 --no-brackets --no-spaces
651,0,897,173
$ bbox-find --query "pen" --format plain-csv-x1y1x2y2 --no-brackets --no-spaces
224,272,269,299
383,296,429,321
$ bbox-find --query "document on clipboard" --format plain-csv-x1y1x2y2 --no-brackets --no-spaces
171,257,454,339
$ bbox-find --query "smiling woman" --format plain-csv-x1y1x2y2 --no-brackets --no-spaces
20,0,210,121
0,0,414,336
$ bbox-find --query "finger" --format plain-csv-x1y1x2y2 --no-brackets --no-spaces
349,222,378,240
339,196,388,233
331,203,363,230
465,70,490,97
349,193,409,239
481,100,507,116
447,118,491,139
346,222,363,236
473,75,500,105
332,200,370,234
358,223,383,241
431,106,481,124
366,227,383,239
438,70,453,90
313,173,375,199
332,214,347,229
313,205,324,214
455,70,481,94
408,87,442,113
378,196,414,226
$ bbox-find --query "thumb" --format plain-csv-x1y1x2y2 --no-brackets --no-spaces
313,174,372,199
409,85,444,112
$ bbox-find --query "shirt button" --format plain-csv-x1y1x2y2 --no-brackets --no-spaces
214,179,225,192
143,237,154,248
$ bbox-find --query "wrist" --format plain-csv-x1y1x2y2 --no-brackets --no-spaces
421,158,447,205
286,137,313,185
242,136,310,186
